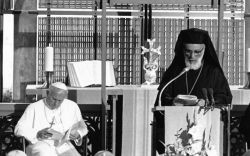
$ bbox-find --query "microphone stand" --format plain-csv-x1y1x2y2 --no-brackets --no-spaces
202,88,209,107
208,88,215,110
158,67,190,107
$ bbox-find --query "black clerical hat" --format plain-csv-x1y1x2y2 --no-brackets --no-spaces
179,28,208,44
174,28,220,68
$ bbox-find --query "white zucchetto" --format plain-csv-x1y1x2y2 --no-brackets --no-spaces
50,82,68,91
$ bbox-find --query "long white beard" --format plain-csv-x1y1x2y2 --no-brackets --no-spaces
185,57,203,70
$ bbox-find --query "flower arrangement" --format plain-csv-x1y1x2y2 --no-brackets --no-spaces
164,110,217,156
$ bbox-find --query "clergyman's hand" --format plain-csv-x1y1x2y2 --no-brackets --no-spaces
69,130,80,140
36,128,53,140
197,99,205,106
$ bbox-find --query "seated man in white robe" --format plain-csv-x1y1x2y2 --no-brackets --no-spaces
14,82,88,156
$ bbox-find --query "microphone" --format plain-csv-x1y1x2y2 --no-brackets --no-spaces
208,88,215,109
202,88,209,107
158,67,190,107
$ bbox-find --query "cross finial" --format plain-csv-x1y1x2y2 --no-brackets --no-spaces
141,39,161,55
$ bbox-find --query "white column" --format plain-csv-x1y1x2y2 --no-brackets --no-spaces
245,0,250,84
2,13,14,101
246,48,250,72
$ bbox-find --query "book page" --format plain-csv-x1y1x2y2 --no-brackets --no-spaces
91,60,116,86
74,61,94,87
67,60,116,87
67,62,78,87
106,61,116,86
92,60,101,85
46,120,87,147
46,128,71,146
47,128,65,141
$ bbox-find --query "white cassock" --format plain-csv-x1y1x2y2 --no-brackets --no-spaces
6,150,27,156
14,99,88,156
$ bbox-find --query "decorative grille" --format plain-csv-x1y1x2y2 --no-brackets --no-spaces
36,0,245,85
37,16,142,84
38,0,95,9
152,18,245,85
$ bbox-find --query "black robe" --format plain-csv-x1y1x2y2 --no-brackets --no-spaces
153,28,233,154
158,63,232,106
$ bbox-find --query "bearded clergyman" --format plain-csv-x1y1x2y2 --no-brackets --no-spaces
154,28,232,155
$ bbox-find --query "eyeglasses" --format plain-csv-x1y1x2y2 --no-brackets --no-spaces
184,47,204,56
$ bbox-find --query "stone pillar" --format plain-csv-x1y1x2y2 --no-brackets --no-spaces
2,13,14,102
245,1,250,85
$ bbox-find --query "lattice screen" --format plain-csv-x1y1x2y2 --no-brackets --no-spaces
222,19,245,85
38,0,95,9
151,18,186,82
38,17,95,83
150,18,245,85
37,16,142,84
36,0,245,85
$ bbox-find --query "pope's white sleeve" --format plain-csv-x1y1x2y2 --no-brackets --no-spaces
14,105,38,144
73,103,88,146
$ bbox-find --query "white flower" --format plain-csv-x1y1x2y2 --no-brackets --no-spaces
206,145,218,156
190,141,202,154
188,124,204,141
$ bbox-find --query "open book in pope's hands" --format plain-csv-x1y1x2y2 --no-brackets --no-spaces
67,60,116,87
46,120,87,146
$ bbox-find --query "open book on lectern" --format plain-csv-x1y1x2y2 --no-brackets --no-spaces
67,60,116,87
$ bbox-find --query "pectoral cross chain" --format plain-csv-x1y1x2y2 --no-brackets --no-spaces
49,116,55,128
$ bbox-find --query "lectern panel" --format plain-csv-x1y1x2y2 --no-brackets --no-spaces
164,106,222,156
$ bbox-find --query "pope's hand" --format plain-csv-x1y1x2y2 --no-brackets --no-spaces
36,128,53,140
69,130,80,140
